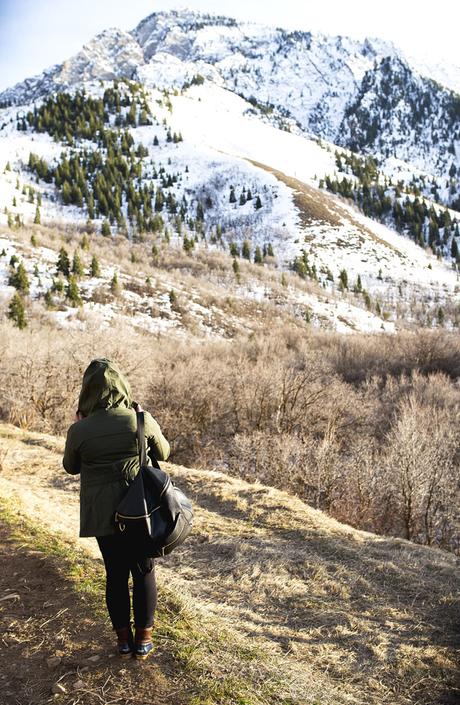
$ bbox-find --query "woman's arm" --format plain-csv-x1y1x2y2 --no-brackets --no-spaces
144,411,170,461
63,425,81,475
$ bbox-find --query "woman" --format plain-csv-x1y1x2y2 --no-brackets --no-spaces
63,358,170,660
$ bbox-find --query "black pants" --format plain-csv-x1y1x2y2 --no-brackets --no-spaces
96,534,157,630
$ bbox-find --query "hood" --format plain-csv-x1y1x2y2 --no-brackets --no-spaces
78,358,132,416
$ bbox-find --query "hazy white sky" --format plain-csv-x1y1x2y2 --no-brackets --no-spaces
0,0,459,91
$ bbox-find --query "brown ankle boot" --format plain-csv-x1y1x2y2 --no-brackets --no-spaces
115,626,133,658
134,627,154,660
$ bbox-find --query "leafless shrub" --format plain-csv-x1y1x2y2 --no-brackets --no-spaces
1,315,459,552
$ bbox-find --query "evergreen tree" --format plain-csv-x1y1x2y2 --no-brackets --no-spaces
9,262,30,294
232,258,240,281
8,292,27,329
44,289,54,309
354,274,363,293
110,272,120,295
72,251,84,277
183,235,194,252
254,195,262,210
101,219,111,236
81,233,89,250
56,247,70,276
339,269,348,290
34,206,41,224
242,240,251,260
89,255,100,277
254,246,263,264
196,202,204,221
229,242,240,257
66,275,82,306
239,192,246,206
30,234,37,247
229,187,236,204
267,243,274,257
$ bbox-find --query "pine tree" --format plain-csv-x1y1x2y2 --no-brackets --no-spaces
363,290,372,309
30,234,37,247
242,240,251,260
267,243,274,257
254,246,263,264
8,292,27,329
51,277,64,294
254,195,262,210
72,251,84,277
232,258,240,281
101,219,111,237
353,274,363,293
34,206,41,224
44,289,54,309
56,247,70,276
110,272,120,295
66,275,82,306
89,255,100,277
229,187,236,204
196,202,204,221
81,233,89,250
339,269,348,290
229,242,240,257
9,262,30,294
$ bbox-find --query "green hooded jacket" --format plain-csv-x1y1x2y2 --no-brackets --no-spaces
63,358,170,537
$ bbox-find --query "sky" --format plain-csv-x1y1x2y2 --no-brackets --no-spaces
0,0,459,91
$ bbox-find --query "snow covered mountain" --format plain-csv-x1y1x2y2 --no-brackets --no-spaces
2,10,459,183
0,9,459,334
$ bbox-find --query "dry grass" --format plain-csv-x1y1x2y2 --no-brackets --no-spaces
250,160,403,255
0,422,459,705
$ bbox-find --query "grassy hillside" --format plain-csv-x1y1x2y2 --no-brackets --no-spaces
0,422,458,705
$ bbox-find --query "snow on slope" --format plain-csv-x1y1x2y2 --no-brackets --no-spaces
1,76,458,332
167,83,459,307
1,9,458,211
0,230,395,336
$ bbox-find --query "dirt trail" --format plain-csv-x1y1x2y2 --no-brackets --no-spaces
0,522,185,705
248,158,403,254
1,422,459,705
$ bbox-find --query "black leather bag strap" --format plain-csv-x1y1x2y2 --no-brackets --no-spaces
136,411,148,468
